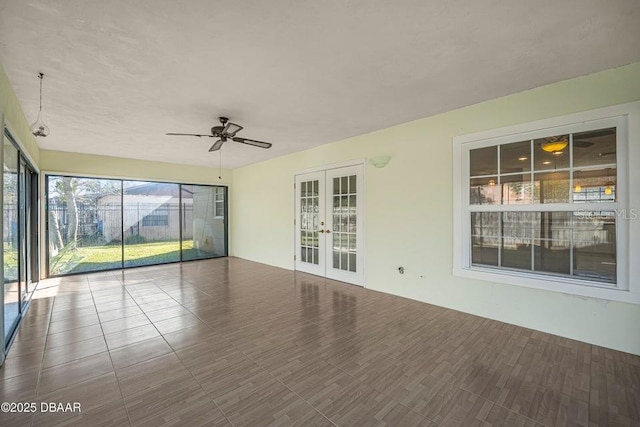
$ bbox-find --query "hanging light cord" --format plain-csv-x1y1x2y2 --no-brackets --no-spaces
38,72,44,111
219,148,222,180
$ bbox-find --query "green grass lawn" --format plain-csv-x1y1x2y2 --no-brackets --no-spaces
3,244,18,281
50,240,216,275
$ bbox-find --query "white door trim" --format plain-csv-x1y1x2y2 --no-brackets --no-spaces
293,162,366,287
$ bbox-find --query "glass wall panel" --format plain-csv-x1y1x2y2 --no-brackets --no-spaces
181,185,227,260
47,175,227,275
123,181,180,267
47,176,122,275
3,139,19,341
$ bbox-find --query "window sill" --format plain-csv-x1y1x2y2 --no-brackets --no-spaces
453,266,639,304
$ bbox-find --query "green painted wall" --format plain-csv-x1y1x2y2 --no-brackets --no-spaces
231,62,640,355
0,64,41,166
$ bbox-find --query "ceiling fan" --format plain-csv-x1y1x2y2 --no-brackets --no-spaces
166,117,272,152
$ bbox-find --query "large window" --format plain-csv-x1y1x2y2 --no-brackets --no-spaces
453,106,638,302
46,176,227,276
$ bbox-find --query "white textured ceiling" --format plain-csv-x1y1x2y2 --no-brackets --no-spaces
1,1,639,169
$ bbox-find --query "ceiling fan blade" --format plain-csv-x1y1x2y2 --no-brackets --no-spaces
166,133,214,138
232,137,272,149
209,139,224,152
573,140,594,148
222,122,243,137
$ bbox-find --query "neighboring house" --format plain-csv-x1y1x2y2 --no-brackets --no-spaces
97,182,225,255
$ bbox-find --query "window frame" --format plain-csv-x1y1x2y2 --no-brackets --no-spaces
213,187,225,219
453,102,640,304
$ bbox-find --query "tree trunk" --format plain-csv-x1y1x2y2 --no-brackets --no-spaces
49,208,64,252
62,178,79,245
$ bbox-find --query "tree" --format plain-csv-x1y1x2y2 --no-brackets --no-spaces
62,178,79,245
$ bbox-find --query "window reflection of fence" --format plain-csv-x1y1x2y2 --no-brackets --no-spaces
48,204,195,247
471,212,615,249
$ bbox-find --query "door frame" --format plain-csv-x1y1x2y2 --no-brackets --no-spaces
293,159,366,287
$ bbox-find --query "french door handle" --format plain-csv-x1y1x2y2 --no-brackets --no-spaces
324,229,331,234
318,229,325,233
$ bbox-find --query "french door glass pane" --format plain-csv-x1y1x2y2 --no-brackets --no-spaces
3,139,19,342
123,181,180,267
48,176,122,274
182,185,227,261
300,179,319,265
332,174,356,272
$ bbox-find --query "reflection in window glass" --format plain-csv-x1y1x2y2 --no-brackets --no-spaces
500,141,531,174
466,124,620,286
471,212,500,266
573,168,616,203
573,128,616,168
470,146,497,176
533,212,571,275
501,174,533,205
470,177,499,205
573,212,616,283
534,172,570,204
501,212,533,270
534,135,569,171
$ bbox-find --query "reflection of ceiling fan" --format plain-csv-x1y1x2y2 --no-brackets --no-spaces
538,129,615,154
166,117,272,152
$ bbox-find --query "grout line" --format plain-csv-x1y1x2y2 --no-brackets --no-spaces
87,272,135,427
114,270,237,427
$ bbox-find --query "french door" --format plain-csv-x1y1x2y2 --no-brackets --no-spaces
295,164,364,286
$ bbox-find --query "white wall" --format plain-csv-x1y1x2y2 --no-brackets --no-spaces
231,62,640,355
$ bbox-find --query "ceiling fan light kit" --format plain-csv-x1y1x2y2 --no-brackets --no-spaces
167,117,272,152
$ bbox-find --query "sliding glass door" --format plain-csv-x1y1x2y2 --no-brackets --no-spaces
46,176,228,276
3,140,19,341
123,181,181,267
47,177,122,275
181,185,227,261
3,130,38,347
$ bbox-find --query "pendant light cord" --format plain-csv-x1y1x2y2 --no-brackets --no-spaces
38,73,44,112
219,148,222,180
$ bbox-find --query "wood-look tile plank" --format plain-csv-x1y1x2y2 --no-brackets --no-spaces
2,258,639,426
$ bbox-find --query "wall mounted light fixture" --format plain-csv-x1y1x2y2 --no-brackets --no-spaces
369,155,391,168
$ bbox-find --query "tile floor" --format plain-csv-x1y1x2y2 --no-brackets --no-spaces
0,257,638,426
